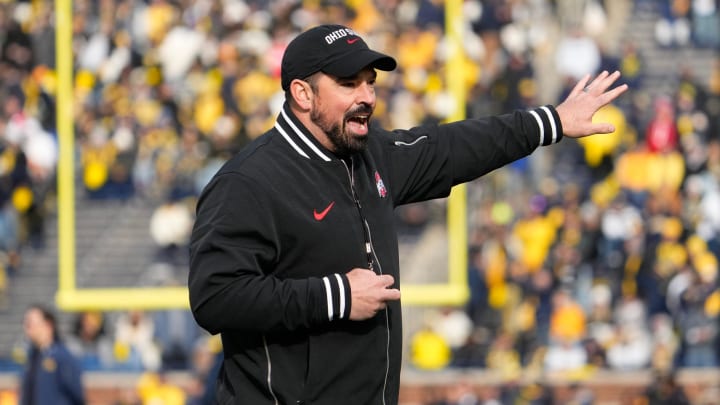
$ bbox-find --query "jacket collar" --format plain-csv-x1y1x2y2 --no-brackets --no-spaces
274,102,335,162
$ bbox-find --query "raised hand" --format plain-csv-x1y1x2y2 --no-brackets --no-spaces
555,70,629,138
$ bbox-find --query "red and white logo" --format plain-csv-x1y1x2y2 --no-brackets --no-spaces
374,171,387,198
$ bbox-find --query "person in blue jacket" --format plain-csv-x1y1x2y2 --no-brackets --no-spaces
20,304,85,405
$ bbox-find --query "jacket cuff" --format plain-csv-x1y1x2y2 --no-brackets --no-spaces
527,105,563,146
321,273,351,321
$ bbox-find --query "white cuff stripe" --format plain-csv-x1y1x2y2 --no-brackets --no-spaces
334,273,345,319
540,106,558,144
322,277,333,321
528,110,545,146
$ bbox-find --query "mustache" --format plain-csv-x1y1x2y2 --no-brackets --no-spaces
345,104,373,119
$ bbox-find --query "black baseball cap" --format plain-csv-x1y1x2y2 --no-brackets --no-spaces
281,24,397,90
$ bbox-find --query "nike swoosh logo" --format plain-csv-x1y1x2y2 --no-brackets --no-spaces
346,38,360,44
314,201,335,221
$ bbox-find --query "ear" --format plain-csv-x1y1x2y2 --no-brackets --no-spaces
289,79,313,110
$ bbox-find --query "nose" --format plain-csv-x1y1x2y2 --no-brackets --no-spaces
356,81,375,106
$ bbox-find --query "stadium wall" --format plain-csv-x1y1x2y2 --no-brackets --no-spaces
1,369,719,404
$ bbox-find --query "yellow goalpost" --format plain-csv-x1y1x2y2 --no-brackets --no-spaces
53,0,187,310
400,0,469,306
54,0,469,311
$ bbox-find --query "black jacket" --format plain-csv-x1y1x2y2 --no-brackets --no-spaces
189,102,563,404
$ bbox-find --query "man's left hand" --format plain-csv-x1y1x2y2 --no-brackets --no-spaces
555,70,629,138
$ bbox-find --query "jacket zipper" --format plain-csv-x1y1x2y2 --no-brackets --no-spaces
344,159,374,271
342,158,390,405
262,335,280,405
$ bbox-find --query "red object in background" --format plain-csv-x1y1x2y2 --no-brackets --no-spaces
645,97,678,153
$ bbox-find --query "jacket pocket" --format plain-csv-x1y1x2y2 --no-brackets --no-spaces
299,333,318,402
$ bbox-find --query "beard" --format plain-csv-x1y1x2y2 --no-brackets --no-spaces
310,102,373,158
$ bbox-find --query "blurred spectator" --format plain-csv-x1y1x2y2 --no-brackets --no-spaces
614,281,648,329
451,327,491,369
0,3,33,72
527,268,555,340
690,0,720,48
410,325,451,371
554,24,601,82
135,371,185,405
692,177,720,258
655,0,692,47
470,0,514,83
184,372,208,405
485,332,521,378
585,283,614,361
581,337,607,369
499,380,554,405
491,51,536,112
149,197,194,266
673,252,719,367
65,310,114,371
637,370,690,405
606,323,652,370
505,294,541,366
566,383,594,405
511,195,558,273
439,380,480,405
428,307,474,354
640,209,686,315
543,337,587,372
544,289,587,372
599,194,642,277
113,310,161,372
645,96,679,153
153,308,201,371
617,40,645,91
80,119,135,201
648,313,679,372
1,87,54,251
0,263,6,309
20,304,84,405
0,202,21,272
189,335,222,405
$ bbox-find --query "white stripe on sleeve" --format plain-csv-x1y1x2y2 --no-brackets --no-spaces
322,276,333,321
540,106,558,144
528,110,545,146
334,273,345,318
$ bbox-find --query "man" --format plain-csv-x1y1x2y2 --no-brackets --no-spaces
189,24,627,405
20,304,85,405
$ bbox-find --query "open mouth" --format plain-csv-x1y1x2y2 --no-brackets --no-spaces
346,114,370,134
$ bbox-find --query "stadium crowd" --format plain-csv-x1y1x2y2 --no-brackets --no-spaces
0,0,719,403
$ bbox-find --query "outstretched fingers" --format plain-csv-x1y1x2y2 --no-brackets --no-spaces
556,70,629,138
569,73,592,98
597,78,629,106
583,70,615,95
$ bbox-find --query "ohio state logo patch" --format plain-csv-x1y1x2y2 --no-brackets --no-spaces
374,171,387,198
